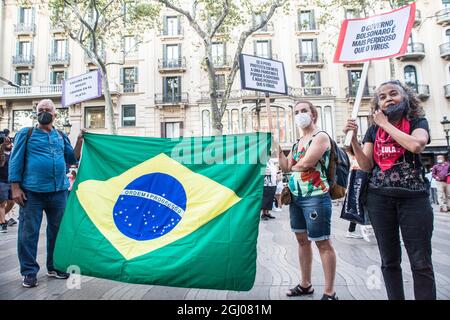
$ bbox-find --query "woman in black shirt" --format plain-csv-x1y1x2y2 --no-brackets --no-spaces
344,80,436,300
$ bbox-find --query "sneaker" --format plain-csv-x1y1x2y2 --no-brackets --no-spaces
7,218,17,227
272,207,282,212
266,214,276,219
0,223,7,233
260,215,269,221
360,226,371,243
47,270,70,279
321,293,338,300
22,275,38,288
345,231,362,239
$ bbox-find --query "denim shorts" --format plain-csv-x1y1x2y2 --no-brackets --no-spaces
289,193,332,241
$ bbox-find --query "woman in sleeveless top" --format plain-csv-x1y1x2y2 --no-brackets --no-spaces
279,100,337,300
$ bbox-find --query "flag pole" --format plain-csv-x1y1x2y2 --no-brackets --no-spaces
344,61,370,147
265,92,276,156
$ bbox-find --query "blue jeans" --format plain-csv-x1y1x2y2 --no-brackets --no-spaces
17,189,67,276
366,192,436,300
289,193,332,241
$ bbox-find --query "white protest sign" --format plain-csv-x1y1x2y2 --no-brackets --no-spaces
334,3,415,63
239,54,287,95
62,70,102,107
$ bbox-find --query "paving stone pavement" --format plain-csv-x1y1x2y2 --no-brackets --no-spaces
1,203,449,300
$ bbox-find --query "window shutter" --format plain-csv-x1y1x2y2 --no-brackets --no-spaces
15,73,19,85
179,121,184,137
312,39,318,59
177,76,181,95
223,42,227,59
300,72,305,87
268,40,272,58
163,44,167,64
28,72,32,86
311,10,316,29
134,67,138,83
161,122,166,138
163,16,168,35
178,44,182,62
64,71,68,82
120,68,124,84
16,41,20,55
18,7,22,23
50,71,53,85
30,41,34,58
177,16,181,35
297,10,301,30
253,41,257,56
51,39,55,55
316,71,321,86
298,39,303,58
32,7,35,24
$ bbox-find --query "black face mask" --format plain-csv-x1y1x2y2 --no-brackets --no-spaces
37,112,53,125
383,100,407,122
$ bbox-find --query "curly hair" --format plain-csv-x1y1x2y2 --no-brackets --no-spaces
370,80,425,121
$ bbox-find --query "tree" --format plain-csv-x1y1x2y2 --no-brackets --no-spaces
47,0,160,134
157,0,288,135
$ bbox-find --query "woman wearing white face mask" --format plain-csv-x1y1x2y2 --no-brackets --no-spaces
278,100,337,300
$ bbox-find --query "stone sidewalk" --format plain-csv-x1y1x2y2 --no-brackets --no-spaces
0,203,449,300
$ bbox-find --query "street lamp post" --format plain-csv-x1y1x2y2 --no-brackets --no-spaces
441,116,450,158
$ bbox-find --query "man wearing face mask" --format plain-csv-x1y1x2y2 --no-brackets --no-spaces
8,99,85,288
432,154,450,212
0,136,14,233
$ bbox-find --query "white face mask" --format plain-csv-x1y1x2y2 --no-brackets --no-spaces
295,113,312,129
438,159,444,164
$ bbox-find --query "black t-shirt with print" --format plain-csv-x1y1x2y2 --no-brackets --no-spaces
362,117,430,198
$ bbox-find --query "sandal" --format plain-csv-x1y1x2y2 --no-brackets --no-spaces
286,284,314,297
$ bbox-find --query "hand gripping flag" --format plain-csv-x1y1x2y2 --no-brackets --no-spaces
54,132,270,291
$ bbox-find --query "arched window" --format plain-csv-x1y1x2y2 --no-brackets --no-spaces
404,65,418,92
315,105,334,138
202,109,210,136
231,109,240,134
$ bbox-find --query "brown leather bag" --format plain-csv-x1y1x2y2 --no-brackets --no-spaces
280,186,291,205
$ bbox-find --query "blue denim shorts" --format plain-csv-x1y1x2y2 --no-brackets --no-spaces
289,193,332,241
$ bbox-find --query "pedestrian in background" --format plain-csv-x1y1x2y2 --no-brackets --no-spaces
432,155,450,212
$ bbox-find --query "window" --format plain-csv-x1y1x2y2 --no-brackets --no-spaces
16,72,31,86
345,9,359,19
54,108,69,131
348,70,369,96
54,39,67,57
404,65,418,91
19,7,33,25
124,36,137,54
298,10,316,30
164,122,182,138
164,16,180,36
215,74,225,91
254,40,272,59
316,106,334,138
120,67,138,92
163,76,181,102
212,42,226,66
164,44,180,67
13,109,34,132
202,110,211,136
18,41,31,57
85,107,105,129
299,39,318,61
50,71,65,85
301,71,321,95
121,105,136,127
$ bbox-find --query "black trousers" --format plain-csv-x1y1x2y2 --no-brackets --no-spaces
366,192,436,300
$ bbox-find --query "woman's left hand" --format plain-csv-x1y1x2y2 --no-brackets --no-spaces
373,110,389,128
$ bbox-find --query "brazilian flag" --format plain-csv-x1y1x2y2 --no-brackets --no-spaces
54,132,270,291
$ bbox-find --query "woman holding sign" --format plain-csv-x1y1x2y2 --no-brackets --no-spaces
344,80,436,300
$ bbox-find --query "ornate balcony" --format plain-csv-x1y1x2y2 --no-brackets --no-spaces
295,21,319,35
122,83,137,93
436,8,450,26
157,57,187,73
440,42,450,60
345,86,376,100
12,55,35,68
48,53,70,66
14,23,36,35
395,43,425,61
154,92,189,106
160,26,184,39
289,87,333,97
412,84,430,101
295,53,325,68
212,55,232,70
0,85,61,99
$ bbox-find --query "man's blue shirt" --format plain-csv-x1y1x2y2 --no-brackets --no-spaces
8,127,78,192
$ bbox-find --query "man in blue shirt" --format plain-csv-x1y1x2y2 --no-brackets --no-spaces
9,99,85,288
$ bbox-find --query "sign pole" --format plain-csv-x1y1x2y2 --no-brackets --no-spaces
344,61,370,147
265,92,274,134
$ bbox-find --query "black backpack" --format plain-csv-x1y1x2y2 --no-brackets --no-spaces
318,131,350,200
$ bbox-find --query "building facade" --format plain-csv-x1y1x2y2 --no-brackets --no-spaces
0,0,449,166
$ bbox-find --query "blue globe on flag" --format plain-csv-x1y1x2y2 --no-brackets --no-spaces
113,173,187,241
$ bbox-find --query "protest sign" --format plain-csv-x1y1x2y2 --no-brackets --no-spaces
62,70,102,107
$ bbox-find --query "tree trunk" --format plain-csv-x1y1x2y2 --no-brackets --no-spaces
99,65,117,134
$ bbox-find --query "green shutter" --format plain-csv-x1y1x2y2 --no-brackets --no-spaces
177,16,181,35
312,39,318,59
134,67,138,83
120,68,124,84
311,10,316,29
28,72,32,86
163,16,168,35
253,41,257,56
268,40,272,58
316,71,321,87
31,7,35,24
